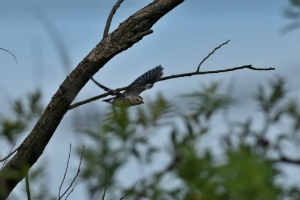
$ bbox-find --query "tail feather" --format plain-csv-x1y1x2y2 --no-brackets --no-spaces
103,98,114,104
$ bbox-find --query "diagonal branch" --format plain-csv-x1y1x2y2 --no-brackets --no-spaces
58,144,72,199
69,65,275,110
0,0,185,199
197,39,230,72
1,142,18,164
103,0,124,38
120,182,138,200
59,145,84,200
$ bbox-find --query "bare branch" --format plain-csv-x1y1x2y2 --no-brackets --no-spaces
103,0,124,38
65,183,77,200
159,65,274,81
69,65,275,110
0,142,23,163
120,182,138,200
0,47,17,63
102,164,108,200
197,39,230,72
59,146,85,200
58,144,72,199
102,184,107,200
25,172,31,200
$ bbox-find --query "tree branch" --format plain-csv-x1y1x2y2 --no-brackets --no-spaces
58,144,72,199
65,183,77,200
120,182,138,200
0,0,184,198
69,65,275,110
0,47,17,63
103,0,124,38
59,146,84,200
197,39,230,72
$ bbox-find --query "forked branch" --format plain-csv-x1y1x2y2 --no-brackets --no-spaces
58,144,84,200
69,39,275,110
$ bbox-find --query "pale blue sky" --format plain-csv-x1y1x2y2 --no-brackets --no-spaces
1,0,300,199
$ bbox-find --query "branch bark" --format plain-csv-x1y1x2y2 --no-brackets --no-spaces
0,0,184,199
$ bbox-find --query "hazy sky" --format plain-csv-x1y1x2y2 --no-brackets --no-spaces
1,0,300,199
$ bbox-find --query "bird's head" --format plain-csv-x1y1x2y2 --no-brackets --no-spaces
129,96,144,105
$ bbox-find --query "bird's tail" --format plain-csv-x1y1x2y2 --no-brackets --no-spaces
103,98,114,104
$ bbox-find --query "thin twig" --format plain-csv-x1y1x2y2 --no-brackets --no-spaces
197,40,230,72
25,172,31,200
1,142,16,168
69,65,275,110
103,0,124,38
0,142,23,163
0,47,17,63
159,65,274,81
120,182,138,200
65,182,77,200
102,164,108,200
102,184,107,200
59,144,72,199
59,145,85,199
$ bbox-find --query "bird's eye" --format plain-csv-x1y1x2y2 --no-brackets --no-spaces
136,98,139,101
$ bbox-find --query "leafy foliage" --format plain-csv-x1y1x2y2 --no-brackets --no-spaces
0,90,43,143
77,78,300,200
2,78,300,200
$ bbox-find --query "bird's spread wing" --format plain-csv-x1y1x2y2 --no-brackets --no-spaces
90,76,124,97
123,66,163,96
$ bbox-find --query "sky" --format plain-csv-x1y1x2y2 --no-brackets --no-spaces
1,0,300,199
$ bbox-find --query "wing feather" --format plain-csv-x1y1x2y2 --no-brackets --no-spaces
123,66,163,96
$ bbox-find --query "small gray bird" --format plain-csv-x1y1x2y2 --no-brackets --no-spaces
90,66,163,108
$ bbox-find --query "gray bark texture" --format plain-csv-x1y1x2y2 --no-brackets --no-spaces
0,0,184,199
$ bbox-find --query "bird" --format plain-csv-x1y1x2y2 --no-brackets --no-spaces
90,66,163,108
